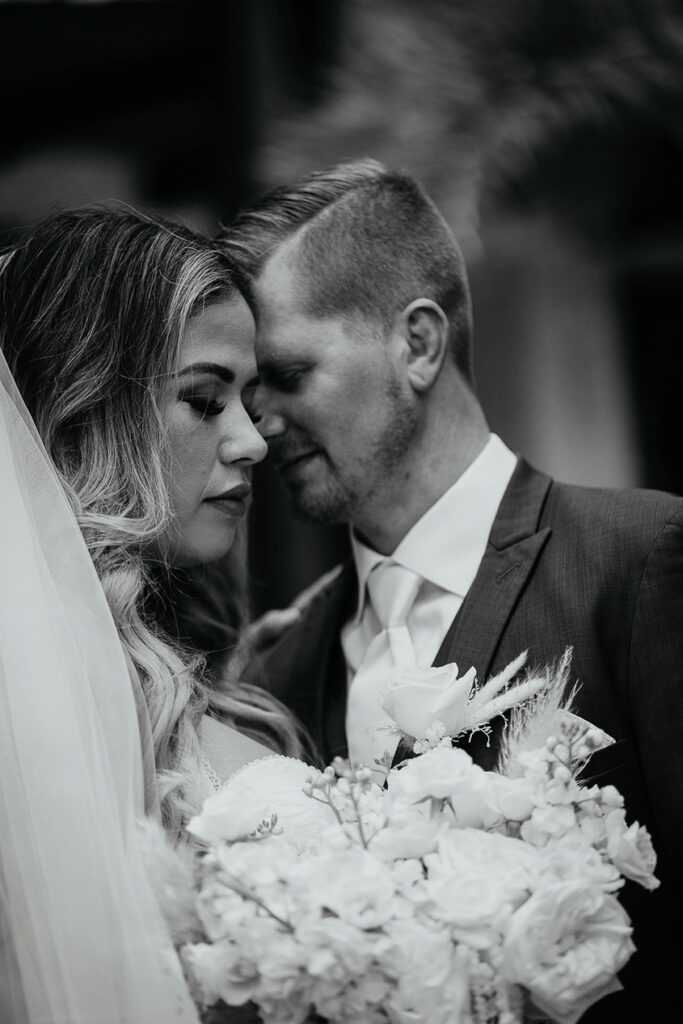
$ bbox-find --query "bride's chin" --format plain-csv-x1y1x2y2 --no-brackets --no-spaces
145,522,237,571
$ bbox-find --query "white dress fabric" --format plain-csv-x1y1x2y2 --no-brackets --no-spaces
199,714,276,792
203,753,339,853
0,350,199,1023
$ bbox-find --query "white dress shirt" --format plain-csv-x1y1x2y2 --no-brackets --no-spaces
341,434,518,679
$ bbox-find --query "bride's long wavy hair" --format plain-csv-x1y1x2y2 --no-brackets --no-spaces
0,207,303,838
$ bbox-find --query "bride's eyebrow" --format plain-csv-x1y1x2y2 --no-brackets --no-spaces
177,362,234,384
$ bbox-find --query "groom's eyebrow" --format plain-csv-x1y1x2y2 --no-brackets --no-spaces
259,357,311,381
177,362,234,384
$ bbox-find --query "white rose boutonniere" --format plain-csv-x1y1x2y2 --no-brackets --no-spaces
382,663,477,742
383,651,547,747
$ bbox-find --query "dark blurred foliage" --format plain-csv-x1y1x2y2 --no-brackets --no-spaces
0,0,259,232
256,0,683,244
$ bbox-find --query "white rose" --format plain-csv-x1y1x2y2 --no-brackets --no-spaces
382,663,477,740
384,919,470,1024
298,847,400,930
537,835,622,892
370,807,444,860
502,880,635,1024
425,829,538,947
387,745,486,809
182,938,260,1007
486,772,536,824
187,784,275,844
520,802,577,845
605,811,660,891
297,915,389,978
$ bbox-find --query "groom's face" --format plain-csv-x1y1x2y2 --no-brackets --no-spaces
252,250,417,526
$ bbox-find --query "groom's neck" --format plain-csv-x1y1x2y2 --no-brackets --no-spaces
352,405,490,556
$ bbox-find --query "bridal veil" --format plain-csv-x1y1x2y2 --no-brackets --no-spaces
0,343,199,1021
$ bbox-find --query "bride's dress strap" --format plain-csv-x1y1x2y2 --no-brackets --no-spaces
200,714,275,789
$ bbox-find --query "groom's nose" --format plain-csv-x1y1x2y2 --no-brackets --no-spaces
256,407,287,440
252,383,287,439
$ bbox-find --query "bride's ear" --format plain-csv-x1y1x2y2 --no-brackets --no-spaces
391,299,449,393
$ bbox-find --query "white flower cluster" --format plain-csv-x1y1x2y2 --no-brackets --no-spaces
180,713,658,1024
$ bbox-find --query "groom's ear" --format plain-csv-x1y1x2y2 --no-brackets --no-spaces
391,299,449,393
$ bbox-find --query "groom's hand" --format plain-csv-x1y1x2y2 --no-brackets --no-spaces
228,606,301,680
246,607,302,650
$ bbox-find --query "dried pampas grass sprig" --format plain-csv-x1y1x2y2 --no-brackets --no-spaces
137,817,203,946
497,646,577,777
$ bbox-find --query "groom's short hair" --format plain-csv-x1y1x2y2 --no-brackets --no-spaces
223,159,474,383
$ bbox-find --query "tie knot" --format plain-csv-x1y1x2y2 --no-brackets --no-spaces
366,561,421,628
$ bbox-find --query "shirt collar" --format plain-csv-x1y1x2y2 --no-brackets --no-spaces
349,434,517,622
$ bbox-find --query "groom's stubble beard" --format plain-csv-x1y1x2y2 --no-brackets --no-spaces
272,375,418,527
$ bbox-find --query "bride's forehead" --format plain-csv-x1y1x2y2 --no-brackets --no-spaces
178,297,257,374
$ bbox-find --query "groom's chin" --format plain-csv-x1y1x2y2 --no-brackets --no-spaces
284,479,353,527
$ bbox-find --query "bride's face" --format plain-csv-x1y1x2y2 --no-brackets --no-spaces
161,293,266,568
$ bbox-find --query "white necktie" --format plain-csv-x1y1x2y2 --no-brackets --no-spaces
346,561,422,776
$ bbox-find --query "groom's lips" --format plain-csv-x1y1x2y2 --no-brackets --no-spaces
276,450,320,476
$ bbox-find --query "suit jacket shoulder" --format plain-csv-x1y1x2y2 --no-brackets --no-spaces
541,476,683,551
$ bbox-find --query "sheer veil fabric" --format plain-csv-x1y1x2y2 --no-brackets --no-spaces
0,349,199,1022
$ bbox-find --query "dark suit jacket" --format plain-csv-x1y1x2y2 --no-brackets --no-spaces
250,460,683,1021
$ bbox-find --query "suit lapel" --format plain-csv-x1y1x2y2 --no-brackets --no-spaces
433,459,552,682
429,460,553,769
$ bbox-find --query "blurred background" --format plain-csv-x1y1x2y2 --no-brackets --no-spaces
2,0,682,615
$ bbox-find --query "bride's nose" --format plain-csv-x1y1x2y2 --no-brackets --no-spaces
218,408,267,466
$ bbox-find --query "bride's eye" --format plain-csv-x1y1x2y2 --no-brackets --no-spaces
182,395,226,418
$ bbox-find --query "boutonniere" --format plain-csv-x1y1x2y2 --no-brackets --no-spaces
382,650,548,752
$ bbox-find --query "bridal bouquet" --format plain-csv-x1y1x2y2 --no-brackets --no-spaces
149,653,658,1024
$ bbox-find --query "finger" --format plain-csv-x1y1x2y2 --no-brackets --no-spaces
246,607,301,648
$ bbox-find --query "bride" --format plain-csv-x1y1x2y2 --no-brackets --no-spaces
0,208,308,1021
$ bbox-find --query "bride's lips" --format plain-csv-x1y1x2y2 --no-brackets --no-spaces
203,482,251,517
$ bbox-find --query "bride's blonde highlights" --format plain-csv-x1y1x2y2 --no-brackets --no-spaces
0,208,304,838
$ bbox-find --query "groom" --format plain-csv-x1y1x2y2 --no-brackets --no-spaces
227,159,682,1019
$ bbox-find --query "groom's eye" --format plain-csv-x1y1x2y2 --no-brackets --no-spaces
242,385,262,424
270,366,310,392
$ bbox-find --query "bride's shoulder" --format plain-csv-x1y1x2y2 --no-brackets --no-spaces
199,715,280,788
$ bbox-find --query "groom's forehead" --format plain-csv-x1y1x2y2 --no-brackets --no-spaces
254,257,320,348
255,241,309,309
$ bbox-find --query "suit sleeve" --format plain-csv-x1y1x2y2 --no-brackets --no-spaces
627,512,683,864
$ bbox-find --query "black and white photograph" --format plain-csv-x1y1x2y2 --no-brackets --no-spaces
1,2,682,1022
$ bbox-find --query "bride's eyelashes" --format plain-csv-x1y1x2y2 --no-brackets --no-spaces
179,390,263,424
180,392,226,418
